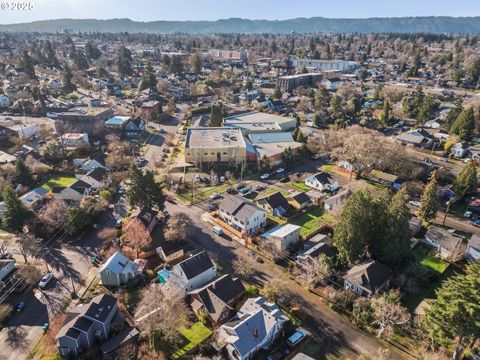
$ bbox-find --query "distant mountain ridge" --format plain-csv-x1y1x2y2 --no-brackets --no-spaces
1,16,480,34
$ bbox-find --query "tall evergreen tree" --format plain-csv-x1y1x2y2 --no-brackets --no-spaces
418,171,439,221
375,187,411,265
424,263,480,360
62,62,76,92
209,104,223,127
127,166,164,208
117,45,132,77
453,162,478,199
21,50,36,79
334,190,379,264
450,108,475,141
273,84,282,100
15,158,34,186
2,186,29,230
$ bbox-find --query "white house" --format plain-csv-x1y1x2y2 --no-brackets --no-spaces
80,156,105,172
218,297,288,360
61,133,89,149
467,234,480,262
450,142,469,158
424,119,443,129
162,251,216,297
51,179,91,202
219,195,267,235
0,259,15,282
19,187,48,209
305,172,339,192
98,251,139,287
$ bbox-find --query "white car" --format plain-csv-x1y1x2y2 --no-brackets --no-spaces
260,173,270,179
220,176,226,182
464,211,473,218
276,168,285,173
409,200,421,207
38,273,54,289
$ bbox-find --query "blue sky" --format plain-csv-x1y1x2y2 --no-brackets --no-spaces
0,0,478,24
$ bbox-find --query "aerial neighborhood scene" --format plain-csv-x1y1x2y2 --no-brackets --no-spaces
1,1,480,359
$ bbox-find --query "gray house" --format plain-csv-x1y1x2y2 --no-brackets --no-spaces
343,261,392,297
56,294,119,357
98,251,139,287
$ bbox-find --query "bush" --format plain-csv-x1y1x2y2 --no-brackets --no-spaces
245,285,260,297
100,190,113,203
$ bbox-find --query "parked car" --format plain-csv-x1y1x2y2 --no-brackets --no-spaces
276,168,285,173
235,183,246,190
115,219,123,228
38,273,54,289
260,173,270,180
225,187,233,194
409,201,421,207
287,328,308,347
220,176,226,182
212,226,224,236
210,193,222,200
464,211,473,218
208,202,218,211
253,184,265,192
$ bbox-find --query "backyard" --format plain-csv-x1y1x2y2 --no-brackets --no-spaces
404,245,453,311
171,322,212,359
176,181,236,204
40,175,77,192
289,206,336,238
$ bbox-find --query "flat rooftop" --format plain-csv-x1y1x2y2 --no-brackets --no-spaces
185,127,245,149
60,107,111,117
224,121,281,132
224,111,295,126
279,73,321,79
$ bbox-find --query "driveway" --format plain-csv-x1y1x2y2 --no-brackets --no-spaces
165,201,406,360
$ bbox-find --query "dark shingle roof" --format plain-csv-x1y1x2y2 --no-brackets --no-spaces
343,261,392,294
73,317,93,332
86,167,107,182
84,294,117,323
290,192,310,204
257,192,290,210
179,251,214,280
312,172,335,185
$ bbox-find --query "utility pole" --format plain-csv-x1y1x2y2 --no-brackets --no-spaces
442,199,453,226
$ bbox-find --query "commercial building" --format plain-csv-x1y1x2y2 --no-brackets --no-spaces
184,127,246,165
247,132,303,166
277,73,322,92
56,107,114,136
291,58,359,72
224,111,297,132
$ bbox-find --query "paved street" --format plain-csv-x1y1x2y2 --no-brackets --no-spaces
164,201,406,360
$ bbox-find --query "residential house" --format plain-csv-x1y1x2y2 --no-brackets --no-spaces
56,294,120,357
450,142,469,158
122,206,159,253
343,261,393,297
324,189,351,211
0,151,16,164
0,95,10,108
424,119,443,129
409,217,423,237
423,225,465,260
61,133,90,149
305,172,339,192
56,107,114,136
288,192,312,210
100,327,139,360
156,238,192,263
219,195,267,236
321,77,341,91
80,167,110,190
467,234,480,262
52,179,91,202
141,101,161,118
217,296,288,360
0,259,15,282
98,251,139,287
296,234,335,270
396,129,434,148
256,192,291,217
261,224,301,252
19,187,48,209
80,155,105,172
124,118,145,139
368,170,400,188
189,274,245,325
162,251,217,296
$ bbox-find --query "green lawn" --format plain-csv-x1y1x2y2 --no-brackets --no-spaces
176,182,236,204
320,164,336,172
289,181,311,192
405,245,452,311
289,206,336,238
255,186,290,199
171,322,212,359
412,245,448,274
40,176,77,191
298,337,323,359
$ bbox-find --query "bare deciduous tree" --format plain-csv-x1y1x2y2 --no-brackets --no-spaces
260,280,288,303
39,199,68,232
232,257,254,279
371,290,410,338
135,284,188,350
17,232,41,264
299,254,332,289
164,213,194,242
